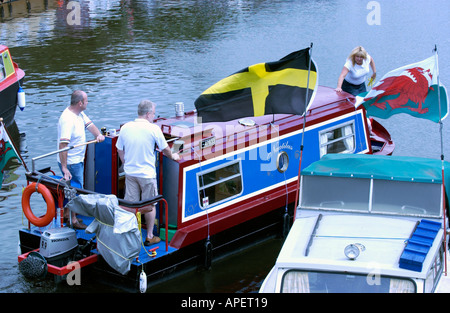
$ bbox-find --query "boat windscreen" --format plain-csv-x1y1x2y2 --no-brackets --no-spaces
300,176,370,212
300,175,442,217
371,179,441,216
281,270,416,293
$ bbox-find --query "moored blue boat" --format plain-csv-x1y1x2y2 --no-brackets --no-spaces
17,85,393,291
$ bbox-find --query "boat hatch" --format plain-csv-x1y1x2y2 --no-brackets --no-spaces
399,219,442,272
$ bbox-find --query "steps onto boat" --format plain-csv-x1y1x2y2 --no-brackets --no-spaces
399,219,441,272
159,224,177,242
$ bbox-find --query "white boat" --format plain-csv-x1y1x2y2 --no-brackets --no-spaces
260,154,450,293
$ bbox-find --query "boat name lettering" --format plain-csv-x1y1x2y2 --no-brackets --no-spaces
266,141,293,161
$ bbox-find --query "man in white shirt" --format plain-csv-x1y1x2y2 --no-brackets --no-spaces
58,90,105,228
116,100,180,245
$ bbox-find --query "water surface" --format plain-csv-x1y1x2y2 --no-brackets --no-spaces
1,0,449,293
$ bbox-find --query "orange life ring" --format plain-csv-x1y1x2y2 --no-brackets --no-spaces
22,183,56,227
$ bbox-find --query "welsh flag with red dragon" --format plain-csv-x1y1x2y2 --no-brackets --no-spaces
0,122,21,188
360,55,448,123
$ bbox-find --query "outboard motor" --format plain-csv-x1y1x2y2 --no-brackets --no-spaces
39,227,78,267
19,227,78,280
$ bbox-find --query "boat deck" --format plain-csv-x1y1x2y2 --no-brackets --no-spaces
284,214,424,276
19,214,178,267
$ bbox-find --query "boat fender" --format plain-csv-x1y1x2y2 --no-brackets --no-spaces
282,211,290,238
204,239,212,270
139,270,147,293
17,86,26,111
22,183,56,227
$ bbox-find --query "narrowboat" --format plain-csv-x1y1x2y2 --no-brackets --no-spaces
259,154,450,293
0,45,25,127
17,85,393,291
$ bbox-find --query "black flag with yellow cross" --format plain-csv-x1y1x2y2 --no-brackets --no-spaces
194,48,318,123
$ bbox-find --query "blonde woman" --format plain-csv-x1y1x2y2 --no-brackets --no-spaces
335,46,377,96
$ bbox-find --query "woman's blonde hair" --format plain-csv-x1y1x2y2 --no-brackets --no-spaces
348,46,368,66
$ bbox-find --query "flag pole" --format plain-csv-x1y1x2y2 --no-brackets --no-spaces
293,43,313,221
434,44,448,276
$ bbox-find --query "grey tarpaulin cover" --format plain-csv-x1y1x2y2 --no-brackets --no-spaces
66,194,141,275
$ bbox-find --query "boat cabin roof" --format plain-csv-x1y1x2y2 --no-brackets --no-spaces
302,154,450,184
156,86,354,133
277,213,444,280
154,86,360,162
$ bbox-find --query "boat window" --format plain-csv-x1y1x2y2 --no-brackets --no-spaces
424,243,445,292
197,160,243,208
0,51,14,81
281,270,416,293
371,180,442,217
300,176,370,212
319,122,355,157
276,151,289,173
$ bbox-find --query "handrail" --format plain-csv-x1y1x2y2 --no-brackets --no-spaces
118,195,164,208
30,140,97,173
305,214,322,256
26,168,163,207
120,196,169,252
159,198,169,252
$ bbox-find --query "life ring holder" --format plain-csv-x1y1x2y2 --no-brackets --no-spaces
22,182,56,227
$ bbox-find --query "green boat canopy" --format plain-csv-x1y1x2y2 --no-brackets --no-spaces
301,154,450,185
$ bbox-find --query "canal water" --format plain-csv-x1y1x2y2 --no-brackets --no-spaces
0,0,449,293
